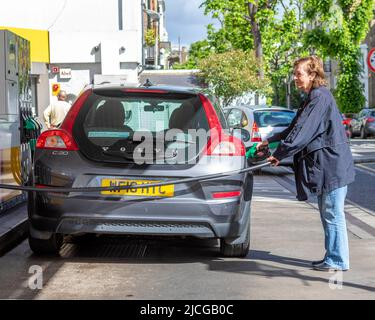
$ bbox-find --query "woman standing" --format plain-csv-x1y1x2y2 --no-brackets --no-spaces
257,56,355,271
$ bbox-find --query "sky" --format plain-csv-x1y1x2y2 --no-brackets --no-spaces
164,0,218,48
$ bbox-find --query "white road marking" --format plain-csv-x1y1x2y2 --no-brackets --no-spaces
355,165,375,177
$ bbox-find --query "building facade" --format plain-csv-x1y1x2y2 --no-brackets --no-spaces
48,0,143,99
142,0,168,69
0,0,162,116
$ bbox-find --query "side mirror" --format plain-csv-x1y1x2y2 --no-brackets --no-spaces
232,128,250,142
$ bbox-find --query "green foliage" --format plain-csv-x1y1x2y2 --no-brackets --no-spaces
201,0,254,51
197,50,272,107
145,28,156,47
172,40,212,69
201,0,374,112
304,0,374,113
201,0,309,106
261,1,309,106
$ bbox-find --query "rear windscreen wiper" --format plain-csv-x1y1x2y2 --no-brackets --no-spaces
154,137,196,144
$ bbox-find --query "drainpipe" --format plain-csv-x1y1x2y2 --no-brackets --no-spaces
141,0,145,68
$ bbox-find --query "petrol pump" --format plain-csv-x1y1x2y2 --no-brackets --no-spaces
0,30,42,213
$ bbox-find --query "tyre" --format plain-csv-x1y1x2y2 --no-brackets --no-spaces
360,126,367,139
220,222,250,257
28,232,63,255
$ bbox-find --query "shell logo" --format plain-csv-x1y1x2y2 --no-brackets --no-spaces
52,83,60,96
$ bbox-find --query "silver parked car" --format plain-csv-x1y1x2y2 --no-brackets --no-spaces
29,85,253,257
224,105,296,159
349,108,375,139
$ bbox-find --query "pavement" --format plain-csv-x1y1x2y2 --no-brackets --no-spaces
0,203,28,256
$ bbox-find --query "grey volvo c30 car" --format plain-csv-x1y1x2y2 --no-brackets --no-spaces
29,85,253,257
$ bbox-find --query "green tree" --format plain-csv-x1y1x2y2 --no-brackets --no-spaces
304,0,374,113
261,1,309,106
198,49,271,107
145,28,156,47
201,0,374,110
202,0,254,51
201,0,306,106
172,40,212,69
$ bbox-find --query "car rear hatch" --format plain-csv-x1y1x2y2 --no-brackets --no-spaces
35,87,248,202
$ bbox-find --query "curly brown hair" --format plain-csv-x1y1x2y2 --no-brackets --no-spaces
293,55,328,88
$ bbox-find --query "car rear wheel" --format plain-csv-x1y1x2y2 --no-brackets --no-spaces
360,127,367,139
220,222,250,257
28,233,63,255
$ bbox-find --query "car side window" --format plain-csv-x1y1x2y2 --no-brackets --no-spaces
227,109,243,128
359,110,369,118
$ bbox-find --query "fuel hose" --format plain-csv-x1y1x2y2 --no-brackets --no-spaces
0,161,272,193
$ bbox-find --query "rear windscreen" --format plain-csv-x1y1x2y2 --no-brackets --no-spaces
254,110,295,128
82,95,209,143
74,93,211,164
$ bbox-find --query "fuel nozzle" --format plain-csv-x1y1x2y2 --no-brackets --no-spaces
246,143,270,164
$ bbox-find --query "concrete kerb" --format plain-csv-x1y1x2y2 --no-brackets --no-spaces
0,204,29,256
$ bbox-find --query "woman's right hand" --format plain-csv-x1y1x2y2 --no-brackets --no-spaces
256,140,269,151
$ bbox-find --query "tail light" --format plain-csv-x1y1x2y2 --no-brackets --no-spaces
60,89,92,133
205,134,245,156
342,119,350,126
367,117,375,123
36,130,78,150
251,122,262,142
37,89,92,151
199,94,245,156
212,191,241,199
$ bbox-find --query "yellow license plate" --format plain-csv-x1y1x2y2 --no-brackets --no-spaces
101,179,174,197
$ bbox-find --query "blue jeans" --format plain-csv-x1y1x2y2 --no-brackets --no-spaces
317,186,349,270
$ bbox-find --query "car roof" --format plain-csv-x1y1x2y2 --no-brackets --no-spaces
90,83,203,96
224,105,295,112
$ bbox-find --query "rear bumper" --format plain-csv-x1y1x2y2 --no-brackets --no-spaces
29,196,251,240
30,151,252,240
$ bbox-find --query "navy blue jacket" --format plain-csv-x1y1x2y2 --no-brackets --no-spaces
268,86,355,201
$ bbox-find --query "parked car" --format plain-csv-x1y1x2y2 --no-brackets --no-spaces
342,113,353,127
224,105,296,164
349,109,375,139
29,85,253,257
341,114,352,138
